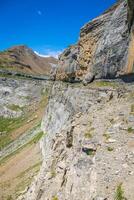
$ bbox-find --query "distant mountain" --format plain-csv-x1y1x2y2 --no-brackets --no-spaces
0,45,58,75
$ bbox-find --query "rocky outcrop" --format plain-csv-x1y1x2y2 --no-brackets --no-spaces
6,1,134,200
56,0,134,83
19,80,134,200
0,45,57,75
127,0,134,30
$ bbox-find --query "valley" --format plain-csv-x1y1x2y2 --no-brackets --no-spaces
0,76,52,200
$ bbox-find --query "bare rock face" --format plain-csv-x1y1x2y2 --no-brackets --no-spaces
15,1,134,200
20,81,134,200
127,0,134,30
56,0,134,83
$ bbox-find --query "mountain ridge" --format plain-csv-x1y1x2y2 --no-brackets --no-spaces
0,45,58,76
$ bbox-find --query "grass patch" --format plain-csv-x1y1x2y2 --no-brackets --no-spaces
84,127,94,139
39,89,49,109
85,149,95,156
114,183,126,200
91,81,118,88
127,127,134,133
21,95,31,100
109,118,114,124
7,104,22,111
51,170,56,178
85,132,92,138
48,115,52,122
17,161,42,179
41,87,49,96
52,196,58,200
15,176,32,197
1,161,42,199
0,84,49,151
50,159,57,178
0,100,44,150
6,195,13,200
130,104,134,115
0,117,20,132
0,130,44,164
28,131,44,145
82,147,96,156
0,116,26,149
107,147,114,152
103,133,111,140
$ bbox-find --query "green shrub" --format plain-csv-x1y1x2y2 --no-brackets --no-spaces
85,132,92,138
131,104,134,113
0,116,25,149
84,127,94,138
127,127,133,133
7,195,13,200
52,196,58,200
107,147,114,152
103,133,110,140
115,183,126,200
92,81,118,88
7,104,22,111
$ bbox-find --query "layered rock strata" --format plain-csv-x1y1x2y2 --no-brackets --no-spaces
56,0,134,83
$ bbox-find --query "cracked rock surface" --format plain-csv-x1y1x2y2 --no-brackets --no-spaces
56,0,134,82
19,81,134,200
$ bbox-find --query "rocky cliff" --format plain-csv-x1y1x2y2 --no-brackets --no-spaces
1,1,133,200
19,80,134,200
0,45,57,75
56,0,134,83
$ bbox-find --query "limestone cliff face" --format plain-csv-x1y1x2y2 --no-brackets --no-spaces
56,0,134,82
127,0,134,30
16,1,134,200
19,81,134,200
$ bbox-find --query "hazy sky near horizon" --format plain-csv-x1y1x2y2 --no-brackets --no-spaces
0,0,116,57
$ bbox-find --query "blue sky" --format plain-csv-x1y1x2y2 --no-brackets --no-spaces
0,0,116,57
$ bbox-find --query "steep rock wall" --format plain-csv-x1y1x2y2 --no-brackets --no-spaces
19,81,134,200
126,0,134,75
56,0,134,82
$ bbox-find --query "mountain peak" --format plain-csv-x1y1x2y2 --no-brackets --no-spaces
0,45,58,75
